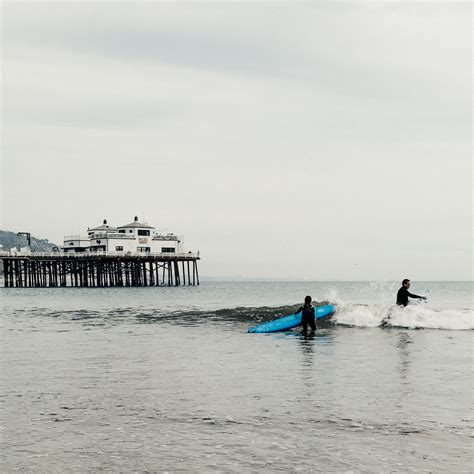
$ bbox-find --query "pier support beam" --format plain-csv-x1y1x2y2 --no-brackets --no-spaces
1,254,200,288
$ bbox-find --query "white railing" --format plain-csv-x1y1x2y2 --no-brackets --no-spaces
64,233,178,241
90,233,136,240
0,250,200,259
152,235,179,241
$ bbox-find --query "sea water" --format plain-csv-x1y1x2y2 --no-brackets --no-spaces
1,281,472,471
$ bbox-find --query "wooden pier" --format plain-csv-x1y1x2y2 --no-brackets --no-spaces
0,252,200,288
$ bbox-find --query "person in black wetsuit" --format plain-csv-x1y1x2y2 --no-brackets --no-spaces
396,279,427,306
295,295,316,335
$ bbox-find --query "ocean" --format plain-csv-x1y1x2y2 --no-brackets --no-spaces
1,281,472,471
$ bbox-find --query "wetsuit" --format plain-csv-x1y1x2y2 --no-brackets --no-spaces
296,304,316,333
396,287,424,307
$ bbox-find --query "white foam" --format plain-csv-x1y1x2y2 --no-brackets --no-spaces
332,302,473,331
385,305,473,330
334,303,386,328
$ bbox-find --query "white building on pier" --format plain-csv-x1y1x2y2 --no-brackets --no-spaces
63,216,185,255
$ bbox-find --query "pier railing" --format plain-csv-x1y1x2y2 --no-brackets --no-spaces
0,251,199,259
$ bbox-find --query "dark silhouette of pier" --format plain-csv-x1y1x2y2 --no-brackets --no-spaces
0,252,200,287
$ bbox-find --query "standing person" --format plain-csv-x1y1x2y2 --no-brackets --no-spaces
396,279,427,306
295,295,316,335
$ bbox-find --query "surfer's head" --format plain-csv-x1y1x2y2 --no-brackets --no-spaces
304,295,312,304
402,279,410,288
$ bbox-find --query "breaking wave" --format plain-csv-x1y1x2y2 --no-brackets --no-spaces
16,300,473,330
333,303,473,331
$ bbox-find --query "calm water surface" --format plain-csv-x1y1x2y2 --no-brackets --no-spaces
1,281,472,471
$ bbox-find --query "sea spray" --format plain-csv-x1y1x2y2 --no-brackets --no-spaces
384,305,473,331
322,283,472,330
333,303,473,330
332,303,387,328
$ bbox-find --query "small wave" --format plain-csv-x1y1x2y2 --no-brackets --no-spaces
334,303,473,331
11,302,473,330
151,304,307,324
384,305,473,331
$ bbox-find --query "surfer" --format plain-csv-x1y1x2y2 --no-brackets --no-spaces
396,279,427,307
295,295,316,335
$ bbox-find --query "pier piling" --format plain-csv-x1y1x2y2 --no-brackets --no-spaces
1,252,200,288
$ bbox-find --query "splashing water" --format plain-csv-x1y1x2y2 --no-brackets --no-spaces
321,281,472,330
332,300,472,331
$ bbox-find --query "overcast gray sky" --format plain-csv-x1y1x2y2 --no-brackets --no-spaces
1,1,472,280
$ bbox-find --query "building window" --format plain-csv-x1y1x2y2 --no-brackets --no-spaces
118,229,125,234
161,247,176,253
129,230,133,233
137,229,150,236
115,246,123,251
91,246,106,252
137,247,151,252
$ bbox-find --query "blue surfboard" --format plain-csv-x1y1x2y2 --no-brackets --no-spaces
248,304,335,333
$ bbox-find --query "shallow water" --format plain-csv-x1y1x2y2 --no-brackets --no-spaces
1,281,472,471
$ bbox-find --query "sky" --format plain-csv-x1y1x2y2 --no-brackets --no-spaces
1,1,472,280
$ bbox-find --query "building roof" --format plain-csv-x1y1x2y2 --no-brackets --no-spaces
88,219,117,232
117,216,155,229
89,224,117,232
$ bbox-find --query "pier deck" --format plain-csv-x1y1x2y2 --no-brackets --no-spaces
0,251,200,287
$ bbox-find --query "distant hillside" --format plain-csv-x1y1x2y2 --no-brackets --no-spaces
0,230,58,252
